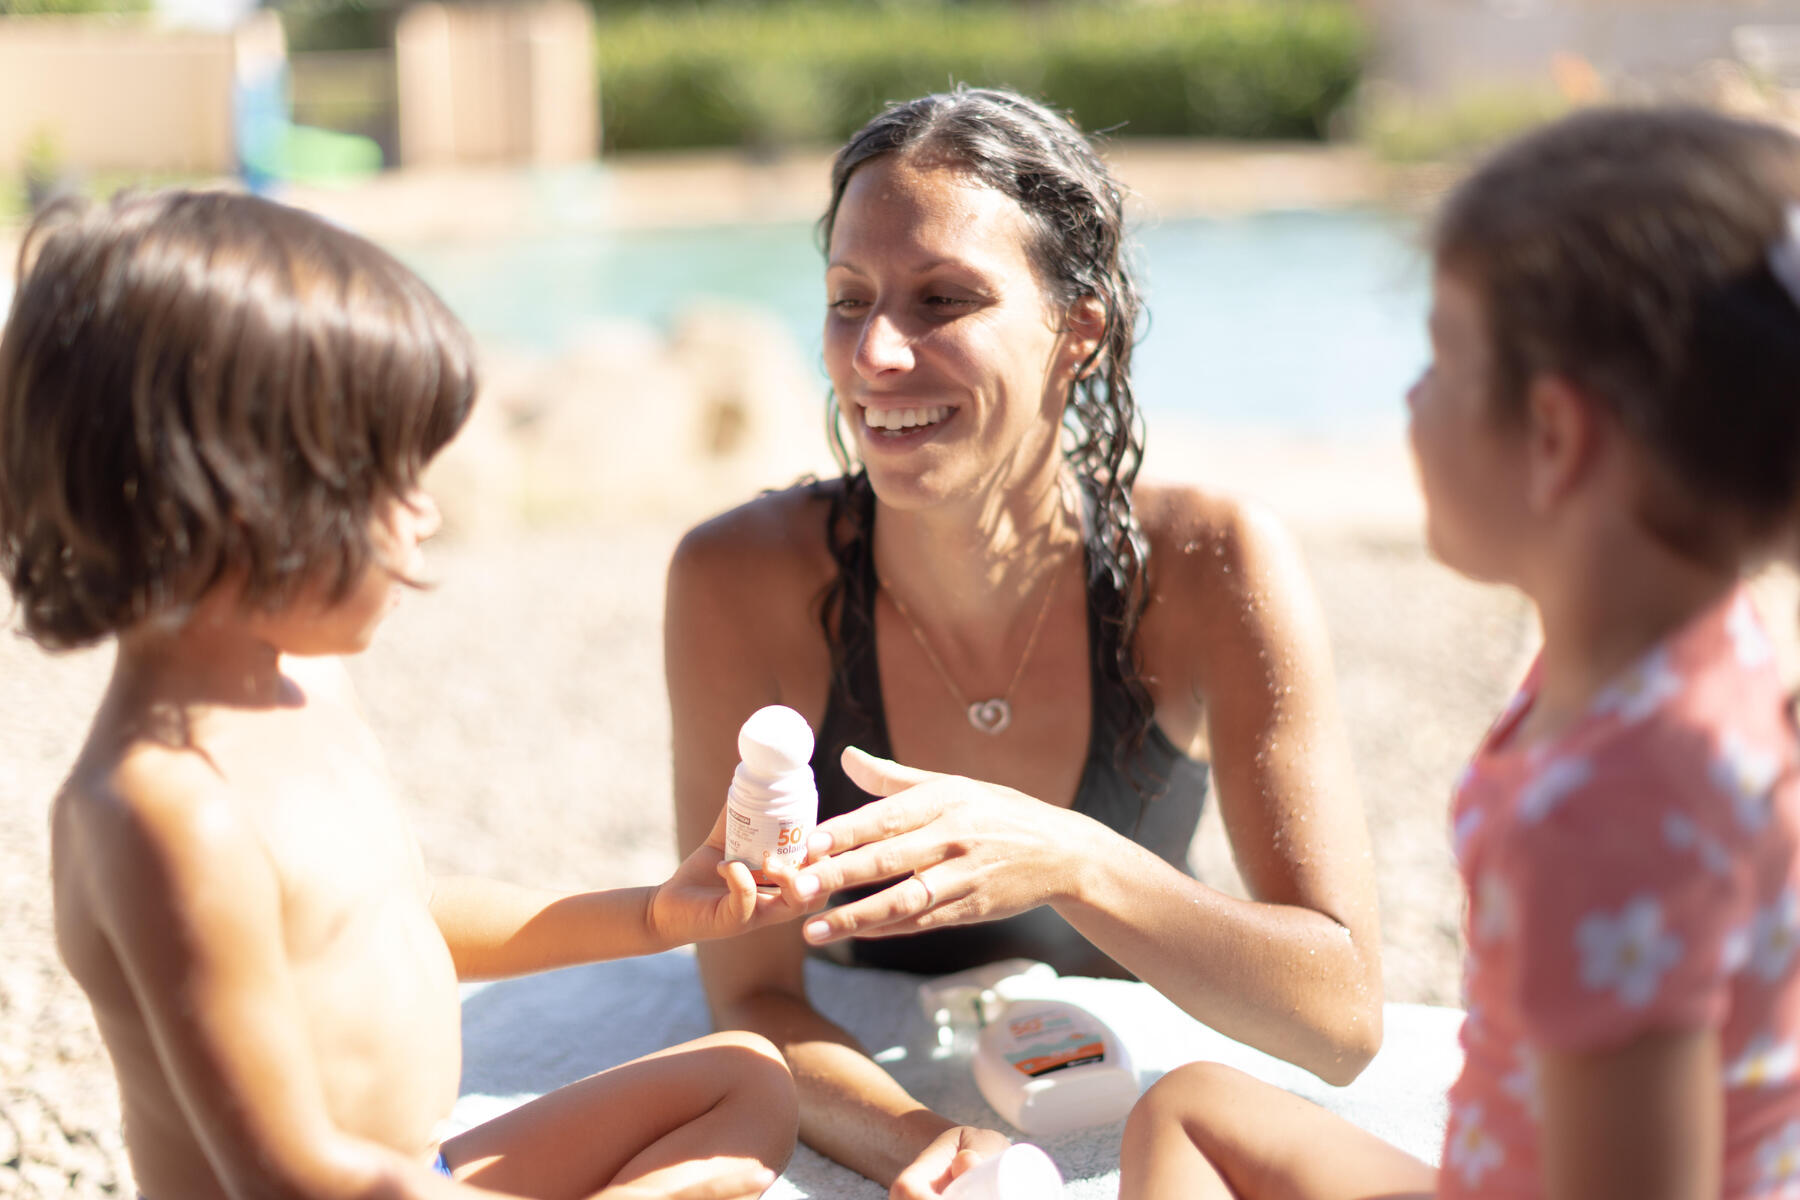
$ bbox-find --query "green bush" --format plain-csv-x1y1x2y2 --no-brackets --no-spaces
596,1,1366,153
0,0,148,13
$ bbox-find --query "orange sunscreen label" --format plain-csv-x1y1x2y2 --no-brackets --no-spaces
725,806,809,887
1002,1011,1107,1077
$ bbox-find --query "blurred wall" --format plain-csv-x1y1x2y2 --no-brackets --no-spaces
1369,0,1800,98
395,0,595,167
0,11,279,174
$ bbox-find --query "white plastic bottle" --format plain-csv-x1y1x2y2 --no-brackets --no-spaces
723,705,817,888
971,998,1138,1137
941,1143,1064,1199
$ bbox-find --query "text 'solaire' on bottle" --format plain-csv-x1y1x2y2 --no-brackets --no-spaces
723,705,817,888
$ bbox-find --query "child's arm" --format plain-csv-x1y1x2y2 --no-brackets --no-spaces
66,752,510,1200
1537,1028,1721,1200
431,802,819,981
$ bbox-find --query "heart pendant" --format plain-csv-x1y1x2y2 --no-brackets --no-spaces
967,699,1012,735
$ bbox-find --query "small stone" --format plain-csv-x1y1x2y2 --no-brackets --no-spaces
18,1158,69,1196
0,1105,19,1164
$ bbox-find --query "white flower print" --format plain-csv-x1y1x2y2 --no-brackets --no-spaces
1748,889,1800,983
1727,1033,1800,1089
1730,597,1775,668
1473,869,1512,944
1756,1119,1800,1195
1725,922,1754,976
1576,896,1684,1009
1501,1046,1542,1123
1447,1102,1505,1188
1591,648,1683,725
1713,731,1781,833
1662,811,1732,877
1518,756,1593,824
1452,805,1485,867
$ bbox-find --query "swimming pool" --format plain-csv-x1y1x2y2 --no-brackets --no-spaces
398,208,1430,440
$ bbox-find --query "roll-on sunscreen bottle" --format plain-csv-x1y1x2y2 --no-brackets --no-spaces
942,1143,1064,1199
723,705,816,887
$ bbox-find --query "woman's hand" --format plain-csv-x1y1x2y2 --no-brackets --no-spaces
648,802,824,947
790,746,1088,946
889,1125,1013,1200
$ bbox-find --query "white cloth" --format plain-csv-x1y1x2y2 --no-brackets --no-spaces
451,950,1464,1198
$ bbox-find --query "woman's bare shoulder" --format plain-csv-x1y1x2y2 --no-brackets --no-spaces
1134,478,1302,600
670,479,840,591
664,479,846,692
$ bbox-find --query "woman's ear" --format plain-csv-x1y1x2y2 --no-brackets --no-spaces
1062,295,1107,378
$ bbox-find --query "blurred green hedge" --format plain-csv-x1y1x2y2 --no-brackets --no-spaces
596,2,1366,152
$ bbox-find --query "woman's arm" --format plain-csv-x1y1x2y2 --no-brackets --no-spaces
1073,487,1384,1079
664,503,1010,1197
1538,1029,1720,1199
798,488,1385,1084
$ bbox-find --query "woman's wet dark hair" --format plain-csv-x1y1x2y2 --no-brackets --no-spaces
815,85,1160,773
1433,105,1800,564
0,188,478,649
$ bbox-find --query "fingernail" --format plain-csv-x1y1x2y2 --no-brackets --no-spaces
795,874,820,899
803,920,830,943
807,831,832,854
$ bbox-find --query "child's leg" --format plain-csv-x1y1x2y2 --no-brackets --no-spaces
1120,1062,1438,1200
441,1029,796,1199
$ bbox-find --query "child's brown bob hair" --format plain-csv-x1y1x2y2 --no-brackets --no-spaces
0,189,477,649
1432,106,1800,563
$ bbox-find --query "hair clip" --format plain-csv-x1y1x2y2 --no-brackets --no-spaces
1771,204,1800,311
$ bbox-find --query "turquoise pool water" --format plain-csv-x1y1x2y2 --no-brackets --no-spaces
403,208,1429,440
402,209,1429,439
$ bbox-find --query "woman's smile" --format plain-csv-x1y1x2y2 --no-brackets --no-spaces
857,402,958,448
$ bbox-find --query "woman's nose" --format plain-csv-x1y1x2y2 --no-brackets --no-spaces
854,310,913,378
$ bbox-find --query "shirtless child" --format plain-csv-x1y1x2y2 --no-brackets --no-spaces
0,190,804,1200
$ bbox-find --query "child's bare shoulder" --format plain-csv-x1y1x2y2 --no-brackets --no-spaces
57,739,269,907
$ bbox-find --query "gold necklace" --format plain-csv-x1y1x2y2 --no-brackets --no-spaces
878,562,1063,736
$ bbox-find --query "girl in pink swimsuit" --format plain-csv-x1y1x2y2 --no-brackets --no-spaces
1119,104,1800,1199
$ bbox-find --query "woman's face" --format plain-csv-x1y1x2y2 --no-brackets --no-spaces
824,153,1086,512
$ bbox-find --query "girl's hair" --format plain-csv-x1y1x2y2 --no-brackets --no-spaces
0,189,478,649
1434,105,1800,563
815,85,1158,767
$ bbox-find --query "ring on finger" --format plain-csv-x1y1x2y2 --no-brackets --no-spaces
913,872,936,909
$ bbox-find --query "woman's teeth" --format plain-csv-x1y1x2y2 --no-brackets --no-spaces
863,405,952,432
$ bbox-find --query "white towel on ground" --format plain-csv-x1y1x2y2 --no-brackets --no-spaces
451,950,1463,1199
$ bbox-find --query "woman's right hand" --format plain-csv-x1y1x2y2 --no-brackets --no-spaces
788,746,1089,947
890,1125,1013,1200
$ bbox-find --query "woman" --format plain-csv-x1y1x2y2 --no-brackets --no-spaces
665,86,1382,1199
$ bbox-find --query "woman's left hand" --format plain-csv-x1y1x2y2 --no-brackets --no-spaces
786,745,1087,946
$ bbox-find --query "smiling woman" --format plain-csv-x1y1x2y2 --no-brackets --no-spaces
664,86,1384,1200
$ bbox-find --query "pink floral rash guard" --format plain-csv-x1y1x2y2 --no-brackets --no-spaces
1442,589,1800,1197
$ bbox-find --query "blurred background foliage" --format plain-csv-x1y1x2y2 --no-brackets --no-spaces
272,0,1366,150
0,0,148,12
593,1,1365,150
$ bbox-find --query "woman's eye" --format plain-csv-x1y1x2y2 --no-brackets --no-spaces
828,297,869,312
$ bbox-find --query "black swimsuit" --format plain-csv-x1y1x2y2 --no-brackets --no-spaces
810,490,1211,979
